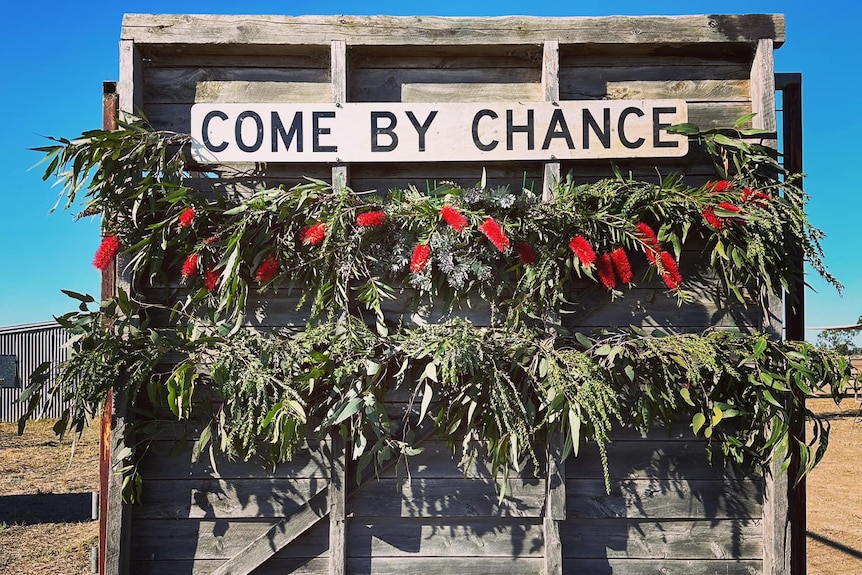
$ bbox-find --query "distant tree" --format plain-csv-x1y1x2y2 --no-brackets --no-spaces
816,315,862,355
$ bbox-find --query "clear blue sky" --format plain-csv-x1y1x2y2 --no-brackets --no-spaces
1,1,859,341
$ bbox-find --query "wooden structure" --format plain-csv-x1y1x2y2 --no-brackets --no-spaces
101,13,791,574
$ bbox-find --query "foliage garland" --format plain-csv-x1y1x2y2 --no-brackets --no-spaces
20,116,854,502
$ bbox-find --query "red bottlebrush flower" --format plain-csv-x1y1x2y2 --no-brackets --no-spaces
410,243,432,273
178,207,196,228
717,202,741,213
659,251,683,290
568,235,596,267
610,248,633,284
204,234,220,245
301,222,327,246
356,210,386,228
205,268,220,292
255,254,279,284
515,241,537,266
440,205,469,233
635,222,661,264
479,217,510,252
92,235,120,271
707,180,733,193
181,253,199,280
741,188,771,207
702,207,724,230
597,253,617,290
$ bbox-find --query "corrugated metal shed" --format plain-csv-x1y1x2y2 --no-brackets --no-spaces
0,321,71,422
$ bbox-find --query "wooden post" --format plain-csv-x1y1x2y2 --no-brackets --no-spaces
751,39,792,575
331,39,348,194
329,38,348,575
541,40,560,202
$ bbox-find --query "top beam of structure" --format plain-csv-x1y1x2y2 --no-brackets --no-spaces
121,13,785,47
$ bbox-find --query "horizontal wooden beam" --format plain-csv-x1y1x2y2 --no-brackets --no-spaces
122,14,785,47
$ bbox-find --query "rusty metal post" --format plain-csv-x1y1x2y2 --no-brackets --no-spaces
98,80,118,575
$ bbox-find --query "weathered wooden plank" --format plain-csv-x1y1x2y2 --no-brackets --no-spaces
137,440,330,480
567,440,761,481
544,432,565,575
604,79,750,102
561,286,760,331
566,479,763,520
561,518,763,559
122,14,785,46
346,518,544,557
563,558,762,574
349,478,545,518
140,50,330,69
143,69,330,103
400,82,543,103
351,44,542,69
559,66,751,96
373,440,539,479
346,556,543,575
351,68,541,102
209,487,329,575
329,435,347,575
542,40,561,203
130,557,329,575
130,518,329,561
132,478,329,519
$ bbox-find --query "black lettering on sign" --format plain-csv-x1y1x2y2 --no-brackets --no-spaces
542,108,574,150
202,110,229,152
618,107,645,149
272,111,303,153
313,111,337,153
371,111,399,152
236,111,264,153
507,109,534,151
405,111,438,152
583,108,611,149
472,109,498,151
653,107,678,148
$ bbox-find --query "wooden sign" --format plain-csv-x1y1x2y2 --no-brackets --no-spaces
190,101,688,163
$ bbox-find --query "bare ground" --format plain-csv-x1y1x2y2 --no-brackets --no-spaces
0,401,859,574
807,396,862,575
0,418,100,575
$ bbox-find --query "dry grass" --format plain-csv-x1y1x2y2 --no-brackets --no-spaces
0,418,100,575
807,397,862,575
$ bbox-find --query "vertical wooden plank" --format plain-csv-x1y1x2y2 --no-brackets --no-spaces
329,41,348,575
331,39,349,193
751,38,791,575
329,435,346,575
541,40,560,201
541,38,565,575
544,433,565,575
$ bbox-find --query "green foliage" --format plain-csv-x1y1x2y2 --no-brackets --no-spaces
18,117,854,501
815,315,862,355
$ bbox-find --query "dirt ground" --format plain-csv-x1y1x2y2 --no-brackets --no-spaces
0,401,859,574
806,396,862,575
0,418,100,575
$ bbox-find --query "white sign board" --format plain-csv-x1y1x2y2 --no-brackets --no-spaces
190,101,688,163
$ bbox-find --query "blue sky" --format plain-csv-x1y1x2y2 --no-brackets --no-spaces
1,1,859,341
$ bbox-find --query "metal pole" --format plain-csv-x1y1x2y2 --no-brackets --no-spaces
776,72,806,575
